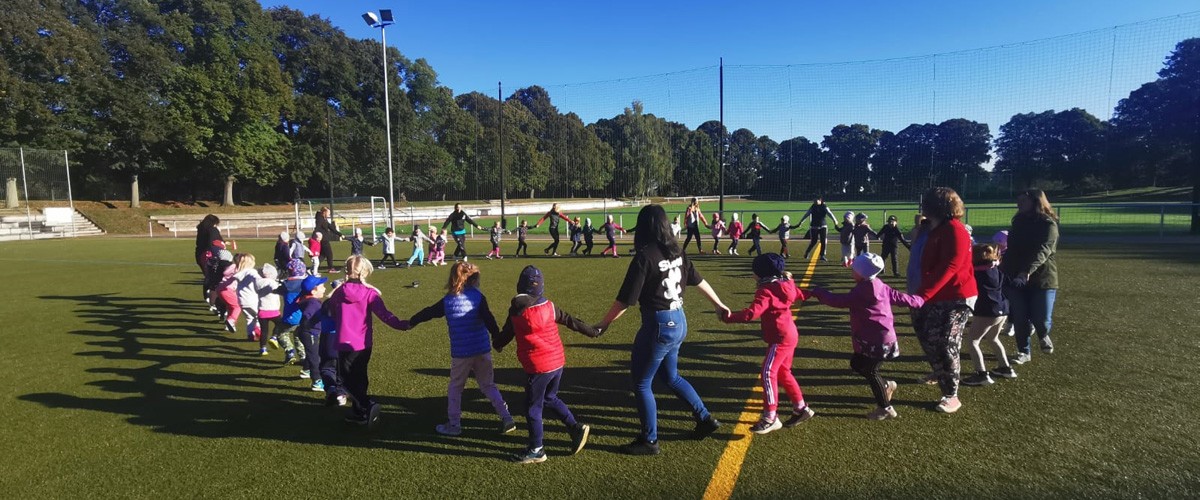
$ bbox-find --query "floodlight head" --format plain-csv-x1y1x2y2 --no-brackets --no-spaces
380,9,394,22
362,12,379,26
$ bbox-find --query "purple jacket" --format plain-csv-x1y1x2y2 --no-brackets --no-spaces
326,281,405,352
813,278,924,359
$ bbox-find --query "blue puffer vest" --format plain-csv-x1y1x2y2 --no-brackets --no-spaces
444,288,491,358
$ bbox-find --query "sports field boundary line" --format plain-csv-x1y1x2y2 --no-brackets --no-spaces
701,246,822,500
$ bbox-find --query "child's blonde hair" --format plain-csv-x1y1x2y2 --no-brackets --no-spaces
446,261,480,295
344,254,374,282
972,243,1001,265
233,253,255,272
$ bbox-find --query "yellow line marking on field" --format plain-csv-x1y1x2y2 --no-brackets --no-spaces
702,244,822,500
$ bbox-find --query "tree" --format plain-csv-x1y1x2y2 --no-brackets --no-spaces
996,109,1106,192
823,124,883,196
592,102,673,198
1112,38,1200,231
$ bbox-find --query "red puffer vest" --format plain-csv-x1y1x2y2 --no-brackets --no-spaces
513,301,565,374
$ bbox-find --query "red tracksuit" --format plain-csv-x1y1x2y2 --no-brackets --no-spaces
724,278,810,413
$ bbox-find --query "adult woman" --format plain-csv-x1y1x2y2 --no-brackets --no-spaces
595,204,730,455
194,214,222,272
681,198,708,254
314,207,343,272
535,203,571,256
913,187,977,414
797,197,836,261
442,203,481,260
1000,189,1059,364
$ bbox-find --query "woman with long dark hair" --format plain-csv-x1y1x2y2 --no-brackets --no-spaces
194,214,222,272
913,187,977,414
1001,189,1060,365
595,204,730,455
681,198,708,254
797,197,836,261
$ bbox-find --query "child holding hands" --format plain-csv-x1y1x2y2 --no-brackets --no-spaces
812,253,924,420
721,253,815,433
405,261,516,436
493,265,600,463
324,255,408,427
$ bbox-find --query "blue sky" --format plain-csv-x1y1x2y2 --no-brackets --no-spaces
264,0,1200,142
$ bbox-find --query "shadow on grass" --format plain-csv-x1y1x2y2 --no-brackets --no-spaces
22,284,940,458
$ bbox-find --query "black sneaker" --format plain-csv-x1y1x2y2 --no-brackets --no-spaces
568,424,591,455
783,406,815,428
366,402,382,429
990,366,1018,379
512,447,547,464
963,372,994,386
344,412,369,426
619,438,660,456
693,416,721,440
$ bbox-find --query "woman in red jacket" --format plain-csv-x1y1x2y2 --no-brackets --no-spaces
914,187,978,414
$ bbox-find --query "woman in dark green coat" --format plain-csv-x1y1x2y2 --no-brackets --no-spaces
999,189,1060,365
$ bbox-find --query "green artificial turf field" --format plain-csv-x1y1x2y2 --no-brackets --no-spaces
2,237,1198,498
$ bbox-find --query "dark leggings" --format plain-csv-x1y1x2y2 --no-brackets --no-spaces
881,245,899,275
545,229,561,254
453,233,467,258
570,240,582,254
515,240,528,256
727,238,739,253
683,225,703,253
583,241,594,255
321,241,335,269
711,236,721,252
748,237,762,256
298,332,320,382
524,368,577,450
850,353,888,408
804,226,828,258
339,348,373,417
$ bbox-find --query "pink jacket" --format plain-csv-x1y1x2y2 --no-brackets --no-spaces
813,278,924,358
326,281,405,352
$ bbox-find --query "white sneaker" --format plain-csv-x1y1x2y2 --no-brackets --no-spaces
750,417,782,435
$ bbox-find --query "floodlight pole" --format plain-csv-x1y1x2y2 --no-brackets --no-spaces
498,81,506,229
365,10,396,227
719,57,725,215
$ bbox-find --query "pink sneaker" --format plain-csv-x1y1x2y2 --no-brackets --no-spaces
935,396,962,414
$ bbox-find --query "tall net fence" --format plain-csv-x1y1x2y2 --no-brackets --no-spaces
429,11,1199,205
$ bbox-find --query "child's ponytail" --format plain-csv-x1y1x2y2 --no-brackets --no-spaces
446,261,479,295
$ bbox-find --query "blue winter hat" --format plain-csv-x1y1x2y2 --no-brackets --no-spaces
517,265,546,304
752,253,787,279
301,275,328,294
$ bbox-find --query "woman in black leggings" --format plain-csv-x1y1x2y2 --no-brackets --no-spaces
536,203,571,256
681,197,708,254
798,197,836,261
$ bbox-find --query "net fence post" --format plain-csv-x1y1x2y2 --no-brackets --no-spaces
20,148,33,240
64,150,75,237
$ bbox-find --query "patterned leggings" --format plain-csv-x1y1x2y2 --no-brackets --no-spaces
914,301,972,398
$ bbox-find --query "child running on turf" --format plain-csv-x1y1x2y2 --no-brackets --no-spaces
308,231,324,275
835,211,856,267
255,264,294,357
727,213,744,255
296,274,329,392
404,261,516,435
213,253,253,333
568,217,584,256
273,231,290,271
348,228,366,257
318,279,348,407
709,213,726,255
745,214,768,256
671,216,682,239
280,258,309,365
582,218,597,255
812,253,925,420
324,255,407,427
493,265,601,463
720,253,815,433
235,253,264,341
428,226,447,266
599,214,625,257
515,220,530,257
771,215,799,258
374,227,398,268
962,243,1017,386
290,231,311,262
203,242,230,310
851,213,879,257
486,221,505,260
405,226,431,267
878,215,911,277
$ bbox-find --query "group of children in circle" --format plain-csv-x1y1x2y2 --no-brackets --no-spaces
194,196,1025,463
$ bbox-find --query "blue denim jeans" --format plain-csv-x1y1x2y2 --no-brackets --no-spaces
631,308,710,442
1006,286,1057,355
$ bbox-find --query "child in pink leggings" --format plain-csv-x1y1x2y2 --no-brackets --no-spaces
722,253,814,433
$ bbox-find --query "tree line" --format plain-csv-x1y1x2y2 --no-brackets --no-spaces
1,1,1195,204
